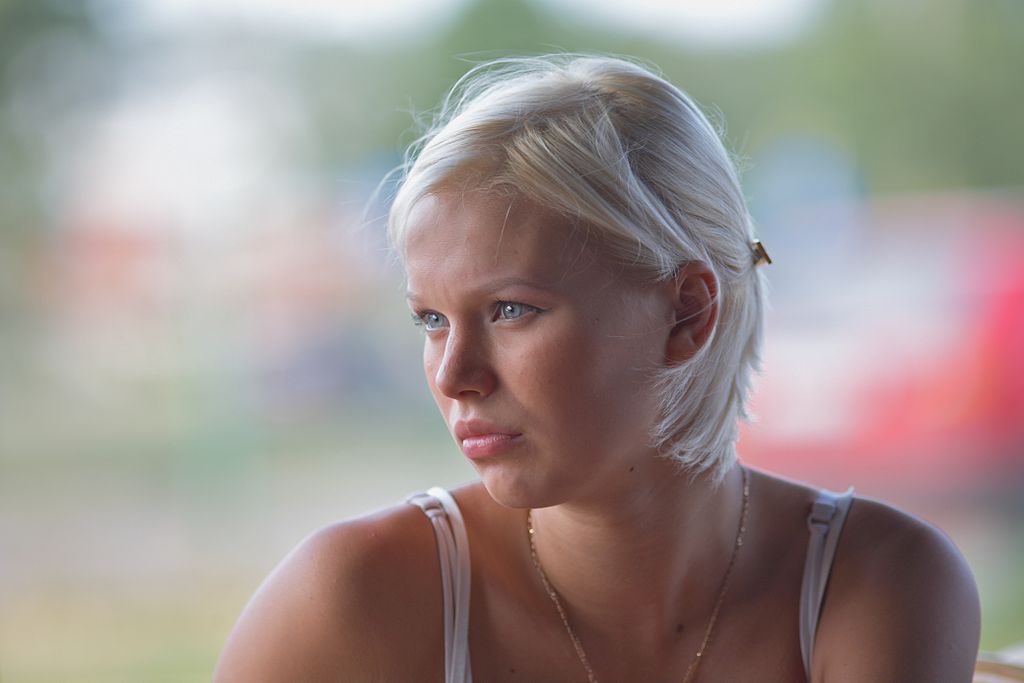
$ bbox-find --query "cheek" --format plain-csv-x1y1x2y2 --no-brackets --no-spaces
421,342,448,405
510,322,660,436
422,341,437,383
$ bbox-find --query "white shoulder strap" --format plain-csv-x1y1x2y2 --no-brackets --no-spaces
799,486,855,681
407,487,473,683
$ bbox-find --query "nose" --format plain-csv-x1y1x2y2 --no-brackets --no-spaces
431,328,497,400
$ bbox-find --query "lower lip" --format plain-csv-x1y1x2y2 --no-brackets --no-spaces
460,433,522,460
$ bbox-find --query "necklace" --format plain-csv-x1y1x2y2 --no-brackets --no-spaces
526,465,750,683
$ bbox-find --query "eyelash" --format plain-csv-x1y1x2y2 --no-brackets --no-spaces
410,311,446,331
493,301,540,321
411,301,543,331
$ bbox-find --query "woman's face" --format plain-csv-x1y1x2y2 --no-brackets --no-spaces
403,189,673,508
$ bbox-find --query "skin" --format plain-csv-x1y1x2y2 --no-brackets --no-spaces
214,189,981,682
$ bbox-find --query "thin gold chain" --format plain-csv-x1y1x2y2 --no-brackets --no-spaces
526,465,750,683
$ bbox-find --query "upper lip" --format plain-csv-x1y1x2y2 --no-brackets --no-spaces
453,418,521,442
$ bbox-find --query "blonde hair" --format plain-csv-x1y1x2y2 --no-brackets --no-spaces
387,54,766,485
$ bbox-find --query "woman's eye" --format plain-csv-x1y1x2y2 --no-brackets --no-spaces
495,301,538,321
411,311,448,331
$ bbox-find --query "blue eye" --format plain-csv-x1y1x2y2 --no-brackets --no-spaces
411,311,448,331
495,301,538,321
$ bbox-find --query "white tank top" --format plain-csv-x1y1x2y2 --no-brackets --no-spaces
407,483,855,683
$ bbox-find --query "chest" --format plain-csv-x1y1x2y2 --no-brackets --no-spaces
465,557,810,683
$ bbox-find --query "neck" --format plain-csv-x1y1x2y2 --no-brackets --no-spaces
527,459,747,649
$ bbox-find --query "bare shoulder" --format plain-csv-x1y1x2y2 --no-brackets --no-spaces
815,494,981,682
213,500,444,683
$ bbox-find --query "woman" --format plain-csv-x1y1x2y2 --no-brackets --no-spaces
214,55,981,682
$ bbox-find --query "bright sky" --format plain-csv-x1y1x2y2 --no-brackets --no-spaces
72,0,826,242
134,0,825,47
543,0,825,47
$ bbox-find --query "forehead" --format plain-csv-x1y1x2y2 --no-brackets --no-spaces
403,190,598,295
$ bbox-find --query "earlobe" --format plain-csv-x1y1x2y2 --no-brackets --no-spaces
665,262,719,366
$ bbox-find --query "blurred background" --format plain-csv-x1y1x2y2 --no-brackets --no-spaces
0,0,1021,680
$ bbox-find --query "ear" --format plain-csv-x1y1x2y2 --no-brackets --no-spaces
664,261,719,366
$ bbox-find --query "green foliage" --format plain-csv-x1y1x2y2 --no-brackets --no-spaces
303,0,1021,194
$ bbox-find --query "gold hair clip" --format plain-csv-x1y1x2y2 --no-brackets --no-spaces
752,240,772,267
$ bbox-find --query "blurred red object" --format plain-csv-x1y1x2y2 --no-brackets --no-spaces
742,193,1024,493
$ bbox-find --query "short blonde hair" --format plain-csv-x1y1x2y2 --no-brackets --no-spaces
388,54,766,485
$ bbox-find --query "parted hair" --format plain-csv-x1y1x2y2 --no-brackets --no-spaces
387,54,767,485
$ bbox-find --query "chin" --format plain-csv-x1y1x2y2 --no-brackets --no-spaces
475,462,566,510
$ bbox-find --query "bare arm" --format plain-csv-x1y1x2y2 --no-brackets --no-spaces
816,499,981,683
213,506,443,683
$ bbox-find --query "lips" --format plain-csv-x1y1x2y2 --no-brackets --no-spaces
453,418,522,460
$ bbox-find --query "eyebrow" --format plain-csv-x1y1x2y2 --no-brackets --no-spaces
405,276,559,303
